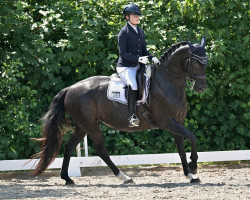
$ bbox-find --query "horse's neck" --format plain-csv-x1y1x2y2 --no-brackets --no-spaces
151,50,188,101
153,69,186,93
148,69,186,112
156,45,188,88
165,46,188,75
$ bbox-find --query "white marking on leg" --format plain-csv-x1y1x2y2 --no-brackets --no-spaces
186,173,199,181
117,171,132,182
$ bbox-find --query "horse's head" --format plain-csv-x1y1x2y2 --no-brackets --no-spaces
186,36,208,93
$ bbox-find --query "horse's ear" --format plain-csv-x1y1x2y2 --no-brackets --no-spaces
188,41,196,52
201,36,206,47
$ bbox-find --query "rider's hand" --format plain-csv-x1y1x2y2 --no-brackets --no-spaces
138,56,149,64
152,57,160,65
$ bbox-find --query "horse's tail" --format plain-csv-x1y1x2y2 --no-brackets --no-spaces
33,87,69,175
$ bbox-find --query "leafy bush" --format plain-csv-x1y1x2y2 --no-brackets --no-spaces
0,0,249,159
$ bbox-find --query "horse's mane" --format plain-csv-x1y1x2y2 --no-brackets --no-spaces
159,41,188,65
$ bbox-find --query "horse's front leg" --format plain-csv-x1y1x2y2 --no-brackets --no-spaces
188,139,198,175
174,135,200,183
163,118,200,183
173,135,189,176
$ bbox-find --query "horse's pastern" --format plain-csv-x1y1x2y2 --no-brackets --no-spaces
124,179,135,184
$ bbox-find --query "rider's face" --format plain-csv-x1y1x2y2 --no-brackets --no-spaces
127,15,140,25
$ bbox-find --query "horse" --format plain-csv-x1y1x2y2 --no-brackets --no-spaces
33,37,208,185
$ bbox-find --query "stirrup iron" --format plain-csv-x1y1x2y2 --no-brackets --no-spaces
128,114,140,127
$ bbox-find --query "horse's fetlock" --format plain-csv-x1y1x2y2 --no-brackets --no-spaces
61,172,68,180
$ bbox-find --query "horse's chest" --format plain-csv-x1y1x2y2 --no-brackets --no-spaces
164,97,187,122
174,102,187,122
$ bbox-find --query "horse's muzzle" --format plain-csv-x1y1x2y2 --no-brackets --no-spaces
194,78,207,93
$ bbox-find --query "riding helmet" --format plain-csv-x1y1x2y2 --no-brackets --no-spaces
123,4,142,16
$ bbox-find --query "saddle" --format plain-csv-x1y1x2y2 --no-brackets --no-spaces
107,67,150,105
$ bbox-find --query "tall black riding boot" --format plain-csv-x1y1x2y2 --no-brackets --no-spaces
128,86,140,127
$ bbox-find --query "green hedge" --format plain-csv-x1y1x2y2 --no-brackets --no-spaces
0,0,249,160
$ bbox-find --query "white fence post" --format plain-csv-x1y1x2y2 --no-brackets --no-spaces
76,136,88,157
84,136,88,157
76,143,81,157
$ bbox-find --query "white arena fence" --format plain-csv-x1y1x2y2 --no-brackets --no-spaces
0,136,249,177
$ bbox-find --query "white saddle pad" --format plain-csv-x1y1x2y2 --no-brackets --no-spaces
107,74,150,105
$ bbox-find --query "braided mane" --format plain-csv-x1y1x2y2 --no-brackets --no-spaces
159,41,188,65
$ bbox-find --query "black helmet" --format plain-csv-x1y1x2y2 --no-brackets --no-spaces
123,4,142,16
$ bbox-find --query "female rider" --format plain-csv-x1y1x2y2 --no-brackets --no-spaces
116,4,159,127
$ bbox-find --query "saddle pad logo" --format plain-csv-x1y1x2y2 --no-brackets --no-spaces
112,92,120,98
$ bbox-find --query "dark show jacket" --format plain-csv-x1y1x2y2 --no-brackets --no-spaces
117,23,151,67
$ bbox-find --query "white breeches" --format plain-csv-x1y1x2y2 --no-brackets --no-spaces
116,65,140,90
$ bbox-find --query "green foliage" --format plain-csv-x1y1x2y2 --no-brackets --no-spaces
0,0,249,159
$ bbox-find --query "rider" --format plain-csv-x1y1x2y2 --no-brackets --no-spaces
116,4,159,128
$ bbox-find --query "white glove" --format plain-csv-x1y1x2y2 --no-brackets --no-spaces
152,57,160,65
138,56,149,64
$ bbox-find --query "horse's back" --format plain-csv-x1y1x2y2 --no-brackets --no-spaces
64,76,110,116
69,75,110,90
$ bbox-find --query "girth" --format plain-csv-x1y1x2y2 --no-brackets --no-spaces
140,103,157,129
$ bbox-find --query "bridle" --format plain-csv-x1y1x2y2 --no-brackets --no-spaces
150,48,208,83
185,50,208,82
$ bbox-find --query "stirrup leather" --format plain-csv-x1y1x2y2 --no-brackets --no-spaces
128,114,140,127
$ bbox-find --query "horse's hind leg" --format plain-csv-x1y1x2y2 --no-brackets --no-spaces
61,125,86,185
88,125,134,184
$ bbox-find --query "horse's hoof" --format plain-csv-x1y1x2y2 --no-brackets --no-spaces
124,179,135,184
186,173,200,184
65,179,75,185
190,178,200,183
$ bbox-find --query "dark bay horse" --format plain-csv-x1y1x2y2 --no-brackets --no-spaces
34,37,208,185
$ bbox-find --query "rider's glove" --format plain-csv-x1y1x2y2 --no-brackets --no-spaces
152,57,160,65
138,56,149,64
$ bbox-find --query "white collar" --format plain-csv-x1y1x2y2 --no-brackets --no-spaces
128,22,138,33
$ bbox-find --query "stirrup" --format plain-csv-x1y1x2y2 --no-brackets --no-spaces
128,114,140,127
